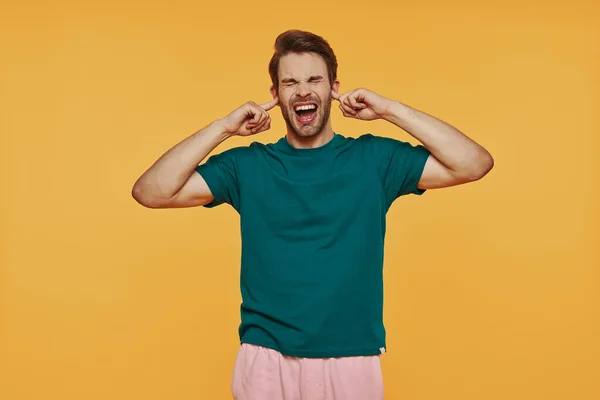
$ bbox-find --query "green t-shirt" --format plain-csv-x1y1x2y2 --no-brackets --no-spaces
195,132,430,358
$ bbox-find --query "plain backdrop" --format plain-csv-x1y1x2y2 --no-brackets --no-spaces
1,0,599,399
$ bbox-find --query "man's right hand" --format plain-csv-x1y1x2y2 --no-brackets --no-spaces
132,96,279,209
220,97,279,136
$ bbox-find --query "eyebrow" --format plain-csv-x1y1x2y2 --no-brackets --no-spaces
281,75,324,84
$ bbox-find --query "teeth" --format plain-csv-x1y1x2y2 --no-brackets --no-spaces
295,104,316,111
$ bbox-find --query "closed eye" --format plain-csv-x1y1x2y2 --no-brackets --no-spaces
281,76,324,86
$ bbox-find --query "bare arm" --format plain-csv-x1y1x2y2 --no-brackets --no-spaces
333,88,494,190
131,121,231,208
382,101,494,189
131,98,278,209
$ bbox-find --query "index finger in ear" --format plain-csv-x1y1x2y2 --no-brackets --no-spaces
331,90,342,101
260,97,279,111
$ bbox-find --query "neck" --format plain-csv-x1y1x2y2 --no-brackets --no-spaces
285,120,335,149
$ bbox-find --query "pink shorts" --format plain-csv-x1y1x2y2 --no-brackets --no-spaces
231,343,384,400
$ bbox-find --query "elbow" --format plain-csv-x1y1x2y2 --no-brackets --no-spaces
131,184,153,208
468,150,494,181
131,182,164,209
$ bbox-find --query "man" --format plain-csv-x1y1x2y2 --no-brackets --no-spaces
132,29,493,400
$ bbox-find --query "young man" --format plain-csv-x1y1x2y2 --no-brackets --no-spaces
132,30,493,400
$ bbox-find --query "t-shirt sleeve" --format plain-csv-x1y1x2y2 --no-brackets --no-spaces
194,148,241,211
369,134,431,207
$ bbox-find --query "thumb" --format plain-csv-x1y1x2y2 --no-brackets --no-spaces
260,96,279,111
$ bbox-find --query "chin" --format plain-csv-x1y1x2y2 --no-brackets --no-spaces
290,117,326,139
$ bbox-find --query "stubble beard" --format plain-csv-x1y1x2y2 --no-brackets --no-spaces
281,94,332,140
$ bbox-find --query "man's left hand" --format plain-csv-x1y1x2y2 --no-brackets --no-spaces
331,88,392,121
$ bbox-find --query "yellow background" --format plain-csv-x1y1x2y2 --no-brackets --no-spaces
2,0,599,399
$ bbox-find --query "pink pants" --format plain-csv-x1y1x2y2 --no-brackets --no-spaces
231,343,384,400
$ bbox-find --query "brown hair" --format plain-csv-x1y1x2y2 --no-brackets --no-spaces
268,30,338,91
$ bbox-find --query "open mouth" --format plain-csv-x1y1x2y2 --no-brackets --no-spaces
294,103,318,124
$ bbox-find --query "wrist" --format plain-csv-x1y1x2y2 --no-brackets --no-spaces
210,119,233,142
380,99,397,120
382,100,409,127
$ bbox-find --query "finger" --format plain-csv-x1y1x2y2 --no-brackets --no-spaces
339,100,356,116
244,105,260,124
339,103,356,118
247,109,268,129
331,90,342,101
251,115,271,133
343,94,362,111
343,96,353,109
256,117,271,133
336,92,355,114
260,97,279,111
245,116,260,129
255,112,268,128
246,106,265,125
347,95,365,110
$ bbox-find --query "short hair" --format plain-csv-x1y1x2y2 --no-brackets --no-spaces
268,30,338,90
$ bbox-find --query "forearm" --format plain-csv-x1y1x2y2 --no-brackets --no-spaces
133,119,231,200
383,100,493,178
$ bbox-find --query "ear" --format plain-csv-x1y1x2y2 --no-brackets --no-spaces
270,85,279,104
331,80,341,97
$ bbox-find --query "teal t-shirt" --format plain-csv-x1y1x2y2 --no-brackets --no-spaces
195,132,430,358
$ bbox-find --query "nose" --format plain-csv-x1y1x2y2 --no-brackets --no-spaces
296,81,311,98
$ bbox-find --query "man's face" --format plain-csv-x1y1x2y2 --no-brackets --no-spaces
271,52,339,139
